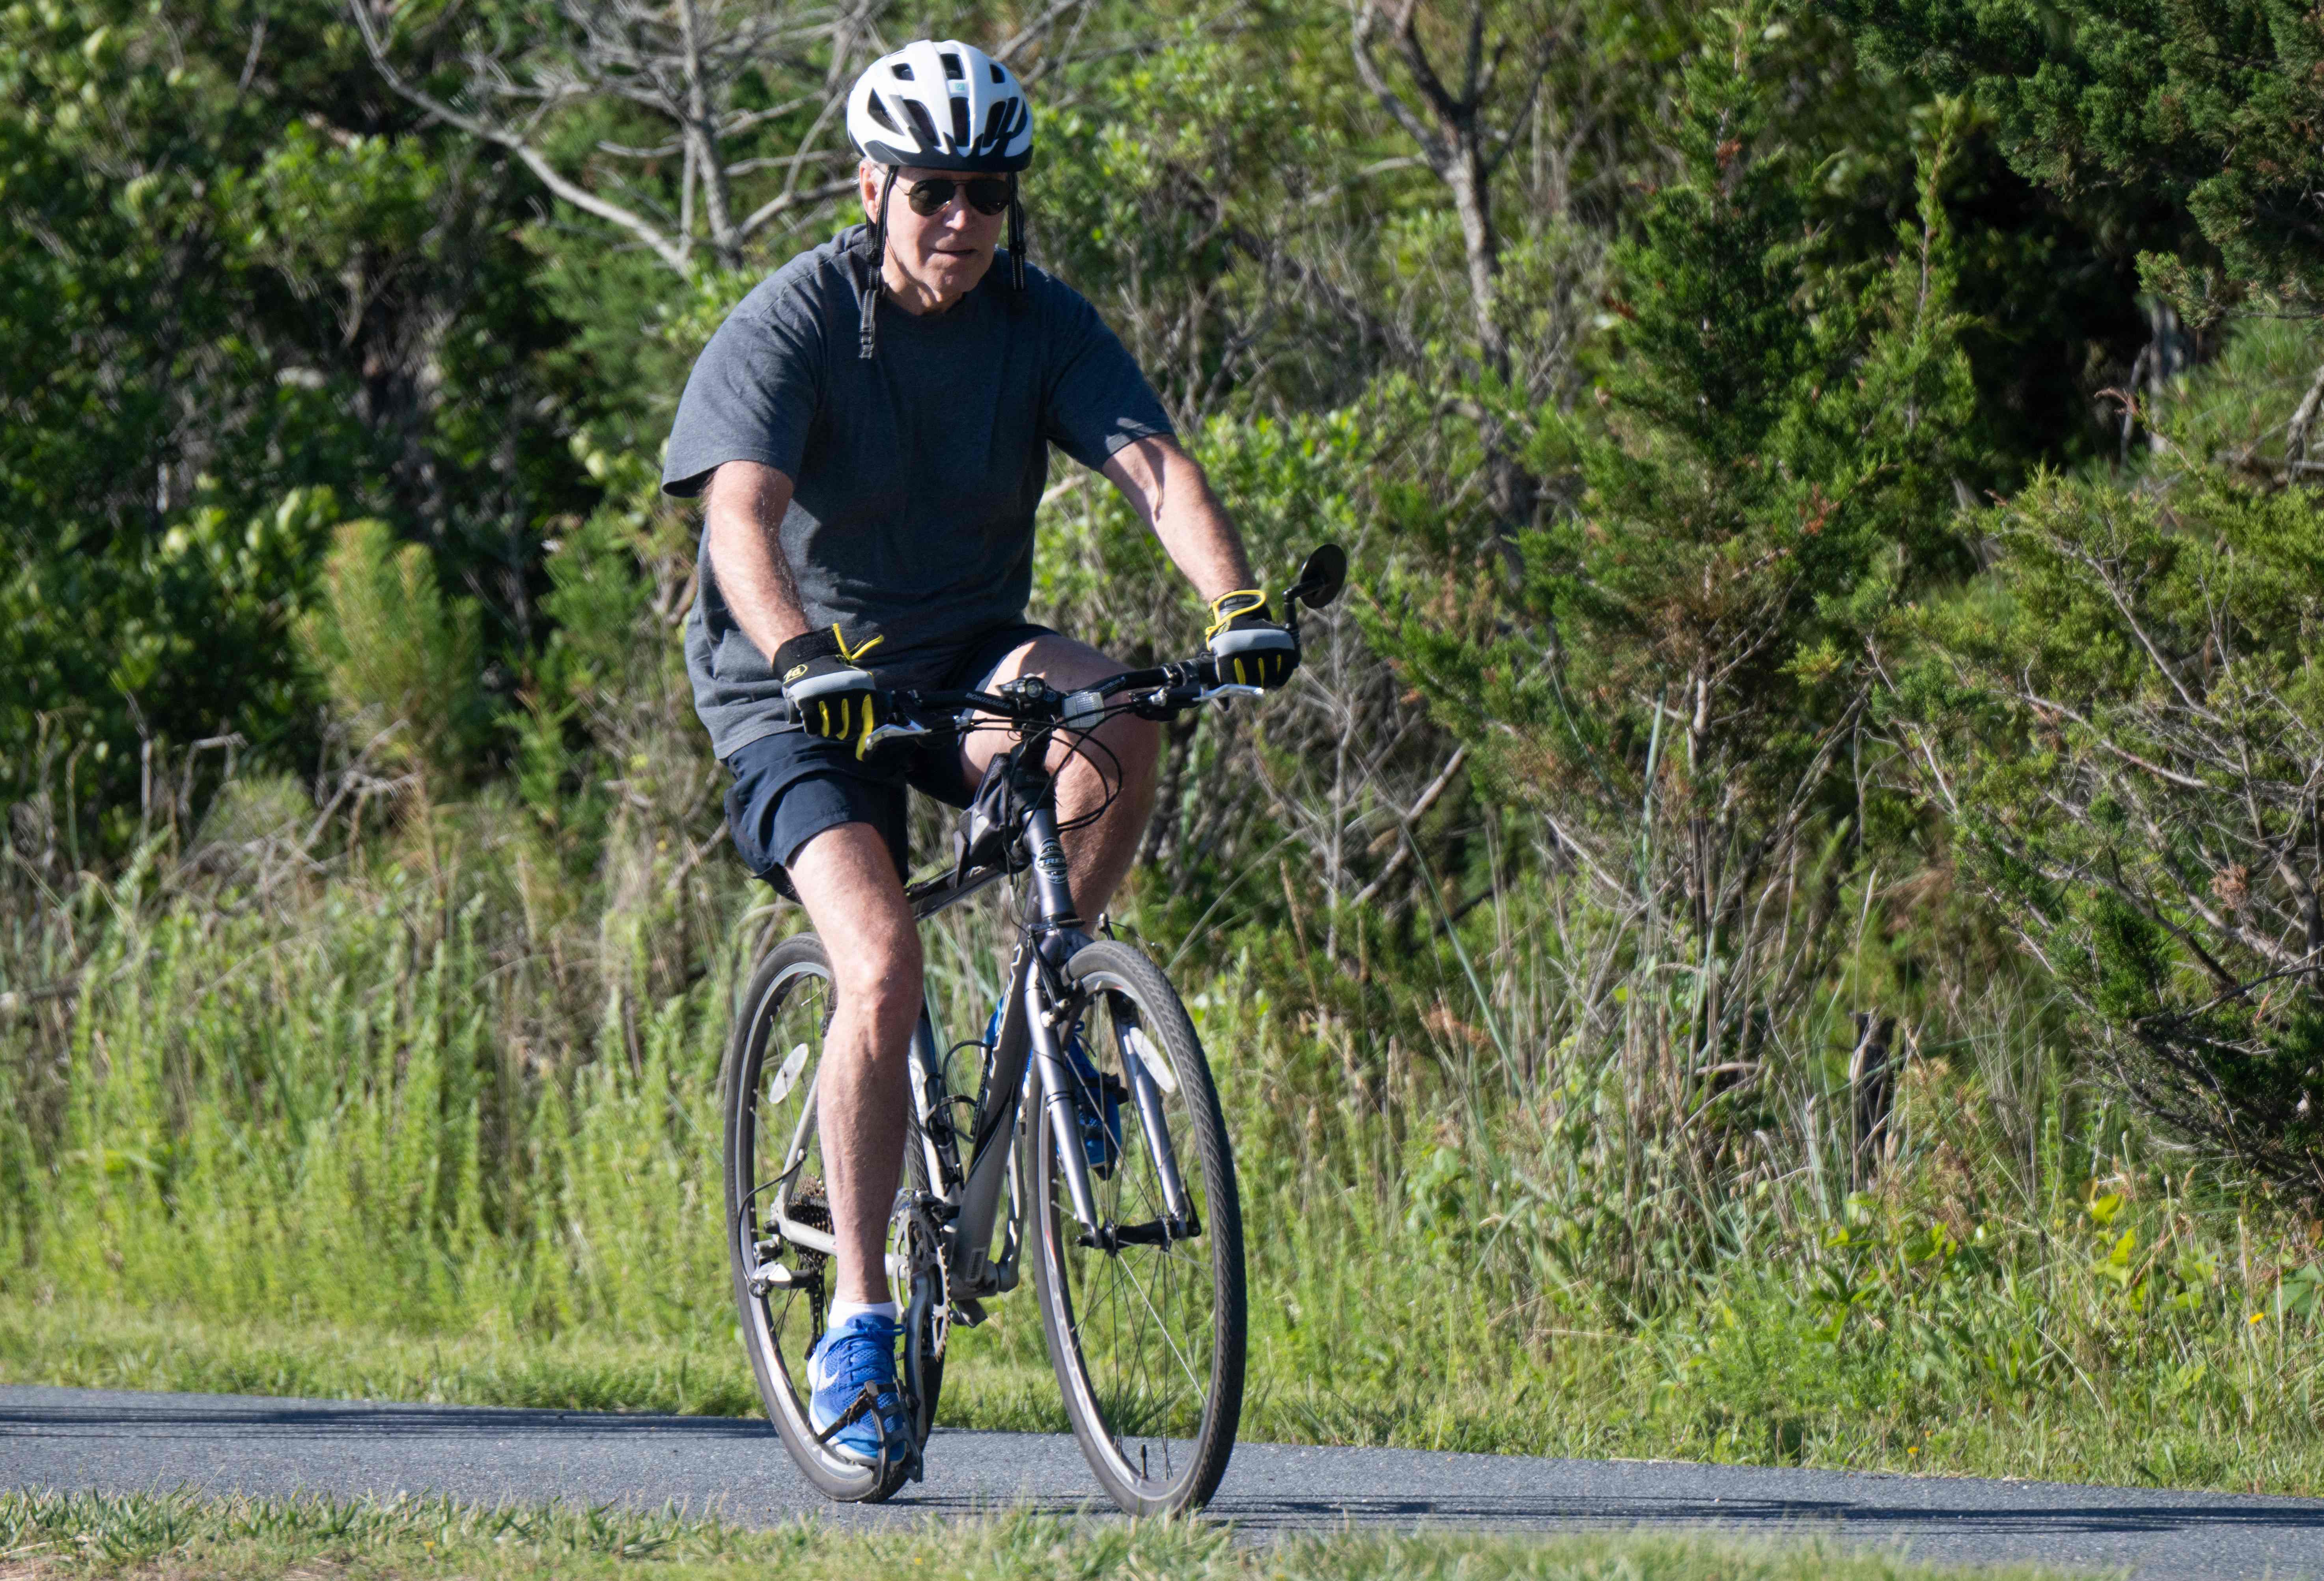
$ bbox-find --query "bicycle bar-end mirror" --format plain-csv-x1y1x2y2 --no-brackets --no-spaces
1287,543,1347,610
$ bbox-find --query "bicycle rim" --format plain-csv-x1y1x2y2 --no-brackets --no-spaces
1029,939,1245,1515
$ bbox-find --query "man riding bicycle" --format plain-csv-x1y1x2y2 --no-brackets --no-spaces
661,39,1297,1472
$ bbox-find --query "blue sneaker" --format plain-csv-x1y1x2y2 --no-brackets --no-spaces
805,1314,906,1467
988,1005,1121,1174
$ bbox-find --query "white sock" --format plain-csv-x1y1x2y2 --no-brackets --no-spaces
826,1298,898,1333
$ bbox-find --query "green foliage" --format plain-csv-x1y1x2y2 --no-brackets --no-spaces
1390,7,1976,1045
2,857,739,1337
0,0,593,837
2164,318,2324,476
1847,0,2324,319
299,520,489,786
16,832,2324,1489
1901,427,2324,1191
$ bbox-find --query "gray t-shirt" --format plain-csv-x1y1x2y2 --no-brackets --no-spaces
663,224,1174,759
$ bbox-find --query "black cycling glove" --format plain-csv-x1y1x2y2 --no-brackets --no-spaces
1205,590,1299,689
775,625,889,758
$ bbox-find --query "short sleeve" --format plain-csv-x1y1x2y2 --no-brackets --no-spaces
661,297,823,498
1039,283,1175,472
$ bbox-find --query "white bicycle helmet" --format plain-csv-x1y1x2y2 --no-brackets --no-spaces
844,40,1035,357
847,40,1033,172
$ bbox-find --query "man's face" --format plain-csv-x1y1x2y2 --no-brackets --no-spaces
861,161,1008,308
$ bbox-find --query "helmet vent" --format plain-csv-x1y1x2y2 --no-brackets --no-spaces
902,99,943,151
989,62,1005,83
980,101,1008,151
890,62,913,79
950,96,971,148
866,95,900,133
941,51,963,79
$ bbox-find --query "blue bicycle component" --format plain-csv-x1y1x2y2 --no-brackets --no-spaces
987,1004,1121,1174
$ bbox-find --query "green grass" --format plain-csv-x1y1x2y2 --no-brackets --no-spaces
14,811,2324,1506
13,1277,2324,1501
0,1299,1067,1433
0,1488,2088,1581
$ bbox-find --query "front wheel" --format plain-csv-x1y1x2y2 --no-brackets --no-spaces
1027,939,1246,1515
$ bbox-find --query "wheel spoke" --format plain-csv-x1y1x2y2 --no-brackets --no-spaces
1109,1247,1209,1403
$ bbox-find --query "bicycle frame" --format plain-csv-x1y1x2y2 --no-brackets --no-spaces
754,743,1183,1305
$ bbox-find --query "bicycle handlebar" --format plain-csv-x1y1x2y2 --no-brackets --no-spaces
861,653,1239,752
817,541,1346,755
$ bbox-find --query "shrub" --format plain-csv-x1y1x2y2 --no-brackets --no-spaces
1900,468,2324,1196
298,520,488,793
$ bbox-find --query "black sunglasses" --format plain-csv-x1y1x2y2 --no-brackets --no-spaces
900,175,1014,217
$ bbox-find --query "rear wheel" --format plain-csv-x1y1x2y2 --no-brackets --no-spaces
721,934,939,1502
1027,939,1246,1515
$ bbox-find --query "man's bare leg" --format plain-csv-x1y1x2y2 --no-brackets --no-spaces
963,635,1160,921
784,821,922,1307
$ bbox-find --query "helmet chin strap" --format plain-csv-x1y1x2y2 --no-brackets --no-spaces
1008,187,1026,292
860,165,899,360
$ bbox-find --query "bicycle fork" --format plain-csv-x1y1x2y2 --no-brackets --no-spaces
1017,808,1195,1250
947,808,1200,1289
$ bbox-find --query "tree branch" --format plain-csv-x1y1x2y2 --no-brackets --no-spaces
1349,0,1449,170
2286,358,2324,471
347,0,691,273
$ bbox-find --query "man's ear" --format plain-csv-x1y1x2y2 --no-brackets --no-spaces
858,159,883,225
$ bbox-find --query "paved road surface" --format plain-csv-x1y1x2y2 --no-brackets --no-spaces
6,1385,2323,1577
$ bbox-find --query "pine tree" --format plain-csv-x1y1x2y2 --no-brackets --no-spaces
1388,5,1977,1052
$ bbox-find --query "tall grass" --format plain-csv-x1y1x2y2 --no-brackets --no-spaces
7,770,2324,1493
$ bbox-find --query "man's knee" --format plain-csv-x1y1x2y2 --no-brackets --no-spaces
834,922,923,1027
1086,713,1160,794
786,821,924,1030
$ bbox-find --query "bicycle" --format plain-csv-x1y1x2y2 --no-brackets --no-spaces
719,545,1346,1516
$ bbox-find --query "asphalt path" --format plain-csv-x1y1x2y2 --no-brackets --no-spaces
6,1385,2324,1577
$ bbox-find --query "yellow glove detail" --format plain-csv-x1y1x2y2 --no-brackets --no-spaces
1204,589,1268,643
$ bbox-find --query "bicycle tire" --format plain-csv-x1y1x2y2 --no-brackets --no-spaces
1025,938,1246,1515
720,933,941,1503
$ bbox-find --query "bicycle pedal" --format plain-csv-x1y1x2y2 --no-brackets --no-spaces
950,1297,987,1327
812,1381,884,1445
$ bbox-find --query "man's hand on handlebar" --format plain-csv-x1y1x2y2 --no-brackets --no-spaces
775,625,893,760
792,547,1344,755
1203,590,1299,690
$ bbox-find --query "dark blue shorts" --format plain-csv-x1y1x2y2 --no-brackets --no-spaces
722,622,1054,896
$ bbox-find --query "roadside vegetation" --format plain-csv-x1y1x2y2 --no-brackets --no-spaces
0,1489,2080,1581
6,0,2324,1503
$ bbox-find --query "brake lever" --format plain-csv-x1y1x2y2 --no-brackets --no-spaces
863,719,935,751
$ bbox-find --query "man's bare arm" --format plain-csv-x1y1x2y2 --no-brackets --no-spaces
1100,436,1257,606
703,461,812,663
